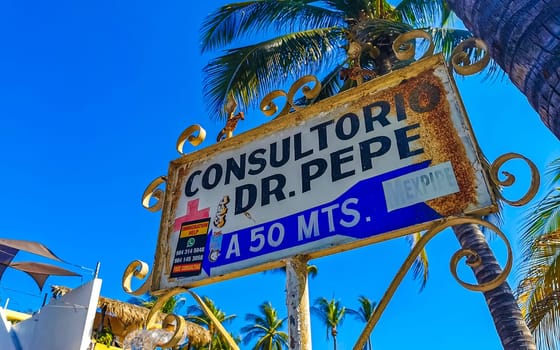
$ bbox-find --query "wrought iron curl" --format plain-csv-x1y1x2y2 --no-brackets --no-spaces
144,288,188,348
122,260,152,296
450,38,490,76
260,90,289,117
176,124,206,154
260,75,321,118
443,217,513,292
286,75,322,109
353,216,513,350
392,30,435,61
141,176,167,212
143,287,240,350
489,152,540,206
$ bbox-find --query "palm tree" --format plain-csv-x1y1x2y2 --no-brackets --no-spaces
186,296,237,349
241,301,288,350
200,0,470,120
311,297,346,350
517,157,560,350
347,296,377,350
200,1,536,349
445,0,560,140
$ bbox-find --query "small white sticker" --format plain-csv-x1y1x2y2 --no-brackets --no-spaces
383,161,460,212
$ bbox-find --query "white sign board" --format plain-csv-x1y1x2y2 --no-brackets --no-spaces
151,54,496,291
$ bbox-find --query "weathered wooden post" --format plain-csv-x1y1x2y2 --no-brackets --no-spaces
286,255,312,350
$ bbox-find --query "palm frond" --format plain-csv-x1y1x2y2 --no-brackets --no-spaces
346,295,377,323
527,291,560,350
241,302,287,349
406,232,429,291
520,190,560,259
519,252,560,350
203,27,346,119
352,18,412,42
324,0,396,20
200,0,344,53
547,157,560,185
396,0,450,28
324,0,368,19
424,27,471,58
517,158,560,349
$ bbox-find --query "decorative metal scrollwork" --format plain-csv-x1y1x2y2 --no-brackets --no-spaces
353,216,513,350
176,124,206,154
260,75,321,118
138,288,239,349
122,260,152,296
450,38,490,76
141,176,167,212
445,217,512,291
489,152,540,206
392,29,435,61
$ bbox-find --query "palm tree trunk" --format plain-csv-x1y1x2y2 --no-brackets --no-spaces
445,0,560,139
331,327,339,350
453,223,536,349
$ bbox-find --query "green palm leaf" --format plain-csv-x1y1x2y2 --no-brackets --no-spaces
517,158,560,349
241,302,288,350
396,0,451,27
203,27,346,119
311,297,346,340
547,157,560,184
347,295,377,323
406,232,429,291
201,0,344,53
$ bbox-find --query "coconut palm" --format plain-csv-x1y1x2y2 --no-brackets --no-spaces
200,1,536,349
347,296,377,350
445,0,560,140
517,157,560,350
241,301,288,350
311,297,346,350
200,0,471,120
186,296,237,349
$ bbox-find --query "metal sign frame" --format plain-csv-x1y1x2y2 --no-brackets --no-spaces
150,54,497,292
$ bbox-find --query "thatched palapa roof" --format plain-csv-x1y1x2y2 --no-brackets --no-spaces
51,285,211,346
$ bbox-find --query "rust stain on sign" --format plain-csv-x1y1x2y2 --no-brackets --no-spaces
402,70,477,216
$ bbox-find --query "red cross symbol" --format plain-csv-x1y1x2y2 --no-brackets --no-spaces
173,199,210,232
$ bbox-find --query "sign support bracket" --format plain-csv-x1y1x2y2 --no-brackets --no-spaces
352,216,514,350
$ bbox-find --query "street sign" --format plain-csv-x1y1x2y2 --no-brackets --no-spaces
151,54,497,291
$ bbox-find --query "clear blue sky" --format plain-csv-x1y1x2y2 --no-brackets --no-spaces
0,1,558,349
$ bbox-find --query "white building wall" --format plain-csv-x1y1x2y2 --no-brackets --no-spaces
12,278,102,350
0,309,18,350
